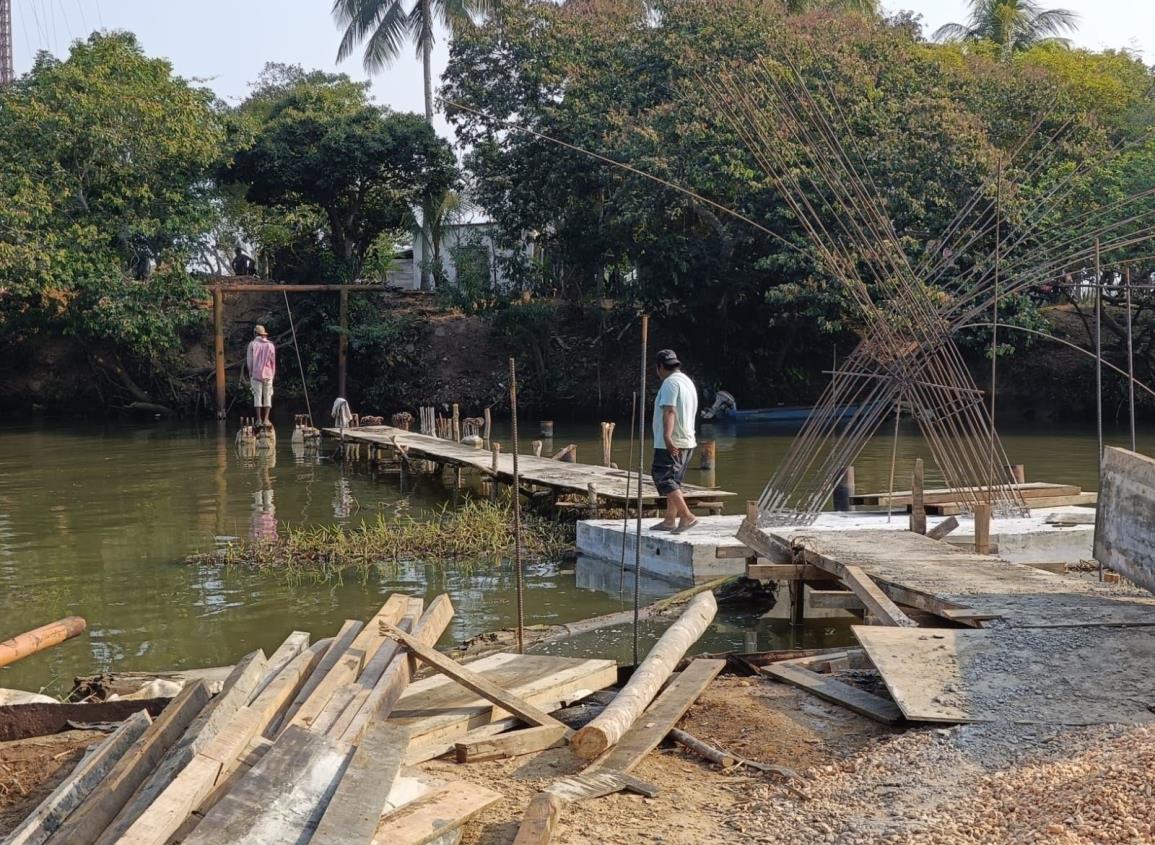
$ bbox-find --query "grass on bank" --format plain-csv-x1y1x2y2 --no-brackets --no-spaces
187,499,573,580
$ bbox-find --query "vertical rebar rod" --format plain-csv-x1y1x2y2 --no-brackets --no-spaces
619,391,637,599
509,357,525,654
633,315,649,666
988,158,1001,504
1095,239,1104,463
1126,267,1137,452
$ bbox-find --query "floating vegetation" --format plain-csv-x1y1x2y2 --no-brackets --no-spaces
187,499,572,580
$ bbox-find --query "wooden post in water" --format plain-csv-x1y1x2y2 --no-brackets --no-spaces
213,287,226,419
532,440,543,457
1008,464,1025,484
490,443,502,501
600,422,615,467
452,404,461,442
540,420,554,438
338,286,349,399
973,503,992,554
833,465,855,512
910,458,927,535
483,408,492,448
587,483,599,518
699,440,716,470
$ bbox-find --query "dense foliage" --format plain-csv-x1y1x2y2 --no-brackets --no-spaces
442,0,1155,403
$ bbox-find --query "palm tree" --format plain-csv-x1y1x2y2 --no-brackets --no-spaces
934,0,1078,58
333,0,488,123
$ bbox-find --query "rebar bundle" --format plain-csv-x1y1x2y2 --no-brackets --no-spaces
707,55,1155,526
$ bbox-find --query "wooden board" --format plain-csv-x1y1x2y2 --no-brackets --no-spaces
380,622,567,732
181,726,350,845
851,482,1080,507
390,653,617,754
760,661,903,724
310,722,412,845
588,659,724,774
274,619,363,733
854,625,1155,724
370,782,501,845
49,681,211,845
5,711,151,845
325,426,731,505
251,632,309,700
454,724,568,763
840,565,916,627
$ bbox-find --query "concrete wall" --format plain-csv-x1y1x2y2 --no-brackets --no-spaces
1094,446,1155,594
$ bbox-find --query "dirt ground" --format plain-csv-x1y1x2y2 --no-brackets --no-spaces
421,675,897,845
0,730,106,836
422,672,1155,845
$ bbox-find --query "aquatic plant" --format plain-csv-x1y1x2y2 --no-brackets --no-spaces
187,499,572,580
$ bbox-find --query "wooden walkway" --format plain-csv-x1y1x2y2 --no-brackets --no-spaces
323,426,733,506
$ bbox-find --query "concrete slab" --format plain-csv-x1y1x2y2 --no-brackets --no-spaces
577,509,1096,585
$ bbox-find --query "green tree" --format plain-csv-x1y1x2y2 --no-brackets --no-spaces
225,65,459,282
934,0,1078,58
0,32,223,403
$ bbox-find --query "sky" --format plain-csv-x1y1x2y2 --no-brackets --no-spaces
9,0,1155,145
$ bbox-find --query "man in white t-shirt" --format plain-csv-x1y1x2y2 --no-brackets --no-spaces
650,348,699,533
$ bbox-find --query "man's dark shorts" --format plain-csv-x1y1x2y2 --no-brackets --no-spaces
652,447,693,495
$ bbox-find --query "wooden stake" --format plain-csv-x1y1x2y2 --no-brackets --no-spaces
213,288,226,419
974,503,992,554
910,458,926,535
483,407,492,446
452,403,461,442
698,440,716,470
532,440,543,457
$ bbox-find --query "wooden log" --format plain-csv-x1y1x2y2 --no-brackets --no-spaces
511,793,563,845
273,620,363,733
668,728,738,768
284,596,407,733
840,565,917,627
51,682,212,845
974,503,992,554
571,592,717,759
587,659,724,772
6,711,151,845
310,722,411,845
926,516,960,541
454,723,568,763
698,439,716,470
910,458,926,535
371,782,502,845
338,595,455,744
551,444,577,462
93,651,268,845
377,622,567,733
0,617,86,669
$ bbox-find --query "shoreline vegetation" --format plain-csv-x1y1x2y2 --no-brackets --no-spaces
186,499,572,579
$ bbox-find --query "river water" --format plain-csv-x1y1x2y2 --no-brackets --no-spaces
0,416,1140,695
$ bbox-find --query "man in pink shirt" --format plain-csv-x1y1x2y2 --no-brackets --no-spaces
243,325,277,428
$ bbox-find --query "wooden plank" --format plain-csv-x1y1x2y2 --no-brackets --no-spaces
546,771,659,802
713,546,758,560
6,711,151,845
370,782,502,845
510,793,563,845
454,724,567,763
840,565,917,627
761,661,903,725
311,722,412,845
390,653,617,751
852,482,1080,507
273,619,363,733
93,650,267,845
338,595,455,744
588,659,724,774
746,563,827,581
182,726,350,845
251,631,310,700
117,644,326,845
808,590,866,611
285,596,408,733
50,682,211,845
379,622,568,733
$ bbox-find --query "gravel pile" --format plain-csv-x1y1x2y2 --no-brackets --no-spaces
723,721,1155,844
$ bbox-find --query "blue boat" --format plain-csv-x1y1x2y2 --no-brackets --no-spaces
700,404,864,424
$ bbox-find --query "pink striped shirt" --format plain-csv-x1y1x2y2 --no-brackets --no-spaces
247,337,276,381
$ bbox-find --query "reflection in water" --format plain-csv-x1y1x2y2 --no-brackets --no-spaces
0,417,1140,694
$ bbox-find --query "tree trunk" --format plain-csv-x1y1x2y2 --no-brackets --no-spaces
418,8,435,292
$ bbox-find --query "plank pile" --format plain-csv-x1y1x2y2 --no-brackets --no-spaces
2,594,620,845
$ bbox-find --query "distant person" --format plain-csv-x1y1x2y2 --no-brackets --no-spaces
650,348,699,533
232,246,257,276
243,325,276,429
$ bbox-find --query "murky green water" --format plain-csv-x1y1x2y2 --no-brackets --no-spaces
0,415,1141,695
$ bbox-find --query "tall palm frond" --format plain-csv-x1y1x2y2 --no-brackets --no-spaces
933,0,1077,55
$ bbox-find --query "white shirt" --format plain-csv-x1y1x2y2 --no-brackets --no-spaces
653,371,698,450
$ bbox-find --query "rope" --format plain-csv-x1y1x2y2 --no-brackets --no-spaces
282,291,314,426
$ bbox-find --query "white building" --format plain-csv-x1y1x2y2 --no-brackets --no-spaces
390,221,534,292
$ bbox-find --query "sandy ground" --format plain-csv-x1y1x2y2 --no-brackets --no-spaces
421,673,1155,845
0,730,106,836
